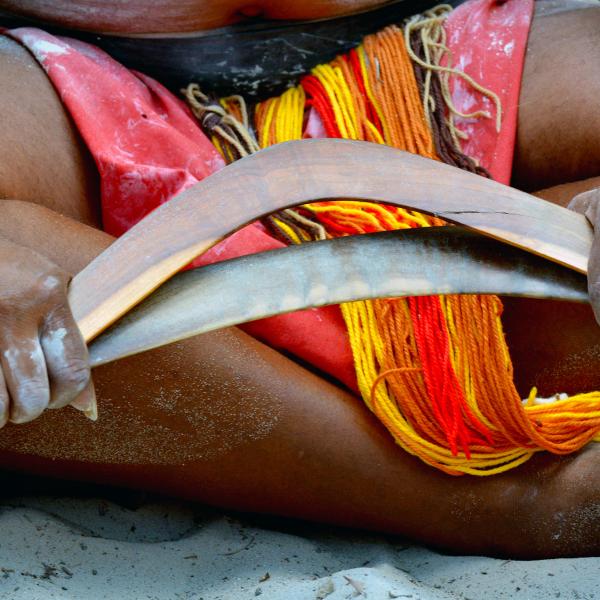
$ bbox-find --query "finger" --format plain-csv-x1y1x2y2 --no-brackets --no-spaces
567,188,600,223
41,305,91,409
568,189,600,324
70,379,97,421
0,368,9,428
588,239,600,325
1,335,50,424
588,231,600,326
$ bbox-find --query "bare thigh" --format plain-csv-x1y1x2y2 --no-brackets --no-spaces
514,6,600,190
0,15,598,559
0,197,598,559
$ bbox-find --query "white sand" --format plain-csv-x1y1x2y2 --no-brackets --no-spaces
0,495,598,600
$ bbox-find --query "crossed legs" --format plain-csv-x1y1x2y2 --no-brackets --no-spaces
0,5,599,558
0,200,597,559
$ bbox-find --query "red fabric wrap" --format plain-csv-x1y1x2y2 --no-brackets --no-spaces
443,0,534,185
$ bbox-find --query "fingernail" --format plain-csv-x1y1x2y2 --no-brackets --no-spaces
71,382,98,421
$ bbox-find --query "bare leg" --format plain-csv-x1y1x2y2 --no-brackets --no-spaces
0,36,100,225
0,13,598,559
513,6,600,190
0,199,597,560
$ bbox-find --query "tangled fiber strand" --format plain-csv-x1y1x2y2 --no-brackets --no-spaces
254,16,600,474
185,84,325,242
186,5,600,475
403,4,502,148
183,83,259,160
409,28,489,176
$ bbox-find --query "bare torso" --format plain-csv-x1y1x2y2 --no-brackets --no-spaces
0,0,391,33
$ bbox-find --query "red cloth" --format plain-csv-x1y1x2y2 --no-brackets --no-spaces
4,26,356,389
5,1,532,391
444,0,534,184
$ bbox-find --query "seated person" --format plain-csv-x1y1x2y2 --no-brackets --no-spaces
0,0,599,559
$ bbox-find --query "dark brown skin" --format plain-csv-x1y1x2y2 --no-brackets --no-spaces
513,5,600,191
568,188,600,323
0,0,390,33
0,4,598,559
0,238,95,424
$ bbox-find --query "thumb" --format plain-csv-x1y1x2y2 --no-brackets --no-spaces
569,188,600,325
567,187,600,225
70,379,98,421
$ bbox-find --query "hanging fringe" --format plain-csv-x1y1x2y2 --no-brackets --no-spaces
184,6,600,475
185,83,326,242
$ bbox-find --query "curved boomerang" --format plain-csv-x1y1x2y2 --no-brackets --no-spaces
88,227,588,366
69,139,593,343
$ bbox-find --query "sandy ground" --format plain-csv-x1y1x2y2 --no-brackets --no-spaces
0,485,598,600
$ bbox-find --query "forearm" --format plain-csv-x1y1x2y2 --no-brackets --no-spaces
533,176,600,207
0,200,111,277
0,36,100,227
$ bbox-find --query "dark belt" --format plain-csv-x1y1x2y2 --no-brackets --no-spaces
0,0,464,99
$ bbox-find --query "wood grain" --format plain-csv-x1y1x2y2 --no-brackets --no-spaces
88,227,587,366
69,139,593,343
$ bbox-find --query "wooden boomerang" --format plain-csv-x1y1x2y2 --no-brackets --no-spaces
69,139,593,345
88,227,587,366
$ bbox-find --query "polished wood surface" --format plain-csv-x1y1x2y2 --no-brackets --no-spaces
69,140,593,343
88,227,587,366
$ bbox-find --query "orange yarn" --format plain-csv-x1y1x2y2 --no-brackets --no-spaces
247,23,600,475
